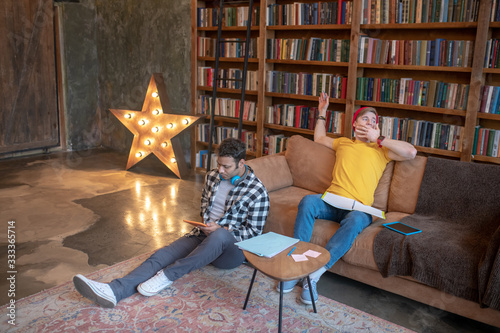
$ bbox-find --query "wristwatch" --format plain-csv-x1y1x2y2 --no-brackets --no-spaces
377,135,385,148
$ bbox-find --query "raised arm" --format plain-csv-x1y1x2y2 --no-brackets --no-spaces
314,92,335,149
358,123,417,161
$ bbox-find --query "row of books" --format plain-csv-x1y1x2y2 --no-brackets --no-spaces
266,38,350,62
265,104,344,135
484,39,500,69
479,85,500,114
196,150,218,170
491,0,500,21
266,1,353,26
473,126,500,157
197,67,258,91
378,116,464,151
266,71,347,99
362,0,480,24
197,95,257,121
358,37,473,67
264,134,290,155
197,37,258,58
197,6,260,27
356,77,470,110
197,124,257,152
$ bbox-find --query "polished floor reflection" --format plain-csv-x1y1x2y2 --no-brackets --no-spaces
0,148,497,333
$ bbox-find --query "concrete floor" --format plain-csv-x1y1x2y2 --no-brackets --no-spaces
0,148,498,333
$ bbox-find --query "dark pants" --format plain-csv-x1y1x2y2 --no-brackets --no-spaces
109,228,245,302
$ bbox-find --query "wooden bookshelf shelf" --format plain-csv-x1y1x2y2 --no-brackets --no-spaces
267,24,351,30
198,114,257,126
360,22,478,30
483,68,500,74
472,154,500,164
477,113,500,120
355,100,467,116
197,141,257,157
198,26,260,32
416,146,462,158
266,59,349,67
264,123,340,137
357,64,472,73
197,86,258,95
198,57,259,63
191,0,500,164
265,92,346,104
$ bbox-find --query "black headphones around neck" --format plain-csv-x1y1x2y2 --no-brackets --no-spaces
219,164,248,186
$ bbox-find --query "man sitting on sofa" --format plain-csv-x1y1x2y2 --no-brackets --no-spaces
282,92,417,305
73,138,270,308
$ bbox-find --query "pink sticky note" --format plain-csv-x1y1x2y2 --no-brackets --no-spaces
291,254,308,262
303,250,321,258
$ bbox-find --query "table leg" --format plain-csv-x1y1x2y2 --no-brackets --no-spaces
279,281,283,333
243,269,257,310
306,276,317,313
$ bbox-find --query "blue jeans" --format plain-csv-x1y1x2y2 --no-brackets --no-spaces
109,228,244,302
293,194,372,269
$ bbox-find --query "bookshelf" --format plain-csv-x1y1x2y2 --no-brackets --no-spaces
191,0,500,170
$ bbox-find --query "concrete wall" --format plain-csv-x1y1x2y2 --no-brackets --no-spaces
59,0,192,163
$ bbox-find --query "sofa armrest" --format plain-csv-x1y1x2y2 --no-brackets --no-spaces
246,154,293,192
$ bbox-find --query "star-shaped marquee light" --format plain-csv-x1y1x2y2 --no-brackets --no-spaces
109,73,204,178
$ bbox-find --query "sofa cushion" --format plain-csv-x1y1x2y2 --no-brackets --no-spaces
262,186,316,237
246,154,293,192
388,156,427,214
310,212,411,271
372,161,394,212
285,135,336,194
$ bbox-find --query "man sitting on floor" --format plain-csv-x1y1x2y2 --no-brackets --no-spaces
280,92,417,305
73,138,270,308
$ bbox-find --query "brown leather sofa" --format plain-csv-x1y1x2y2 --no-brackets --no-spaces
246,135,500,328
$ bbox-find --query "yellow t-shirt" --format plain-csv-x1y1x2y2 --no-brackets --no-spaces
326,137,391,206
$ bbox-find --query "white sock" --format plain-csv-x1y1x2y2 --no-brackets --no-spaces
309,266,327,281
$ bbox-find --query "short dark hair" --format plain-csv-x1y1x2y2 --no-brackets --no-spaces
217,138,246,162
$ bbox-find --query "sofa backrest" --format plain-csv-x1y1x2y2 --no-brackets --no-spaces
388,155,427,214
246,153,293,192
285,135,335,194
283,135,396,213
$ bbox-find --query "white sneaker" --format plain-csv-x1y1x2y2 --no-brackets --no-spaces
73,274,117,308
137,270,172,297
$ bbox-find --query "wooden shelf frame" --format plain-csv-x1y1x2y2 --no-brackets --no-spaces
191,0,500,167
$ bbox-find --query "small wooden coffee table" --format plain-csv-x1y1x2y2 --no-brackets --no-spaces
242,241,330,333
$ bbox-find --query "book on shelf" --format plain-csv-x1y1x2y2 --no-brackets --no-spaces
197,6,260,28
198,37,258,59
361,0,480,24
473,127,500,157
358,37,473,67
379,116,463,152
197,95,256,121
479,85,500,114
197,67,258,90
197,124,256,152
266,38,350,62
265,104,344,135
263,134,290,155
266,1,352,26
357,76,469,110
266,70,347,99
196,150,217,170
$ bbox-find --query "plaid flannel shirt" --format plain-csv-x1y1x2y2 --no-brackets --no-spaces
189,165,269,242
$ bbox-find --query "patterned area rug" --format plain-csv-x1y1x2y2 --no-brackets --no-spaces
1,252,414,332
